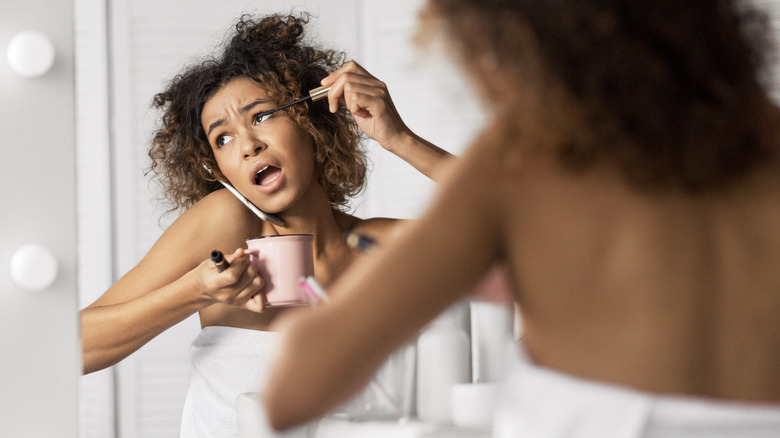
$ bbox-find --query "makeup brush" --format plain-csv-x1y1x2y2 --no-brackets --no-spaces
255,85,332,118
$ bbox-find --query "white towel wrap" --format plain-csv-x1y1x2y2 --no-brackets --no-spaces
180,326,280,438
495,350,780,438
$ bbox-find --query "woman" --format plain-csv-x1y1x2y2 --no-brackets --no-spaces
264,0,780,435
80,13,451,437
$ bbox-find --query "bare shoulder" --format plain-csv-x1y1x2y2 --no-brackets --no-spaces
174,189,269,240
140,189,269,271
185,189,254,224
90,190,265,307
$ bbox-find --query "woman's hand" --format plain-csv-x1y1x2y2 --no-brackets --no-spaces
322,61,454,181
321,61,412,153
194,247,266,312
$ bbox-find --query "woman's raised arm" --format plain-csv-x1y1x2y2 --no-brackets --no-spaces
321,61,454,181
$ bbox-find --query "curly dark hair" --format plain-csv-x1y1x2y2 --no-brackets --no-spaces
149,13,366,210
422,0,779,192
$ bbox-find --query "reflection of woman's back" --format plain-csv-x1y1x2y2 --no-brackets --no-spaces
440,0,780,401
495,149,780,400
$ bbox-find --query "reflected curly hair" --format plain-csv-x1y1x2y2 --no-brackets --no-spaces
149,13,366,210
422,0,778,192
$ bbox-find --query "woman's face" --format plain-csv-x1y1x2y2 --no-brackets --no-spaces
201,77,318,214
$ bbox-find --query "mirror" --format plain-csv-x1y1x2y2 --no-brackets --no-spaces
75,0,484,435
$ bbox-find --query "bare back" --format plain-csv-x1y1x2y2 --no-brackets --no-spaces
502,157,780,402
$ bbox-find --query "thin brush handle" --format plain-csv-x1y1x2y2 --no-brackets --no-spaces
260,85,332,117
267,95,310,114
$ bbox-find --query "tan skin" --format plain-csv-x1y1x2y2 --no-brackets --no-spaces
263,91,780,429
80,61,452,374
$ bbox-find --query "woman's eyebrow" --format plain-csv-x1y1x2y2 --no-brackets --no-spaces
206,99,274,136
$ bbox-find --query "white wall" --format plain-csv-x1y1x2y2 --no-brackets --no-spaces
76,0,484,436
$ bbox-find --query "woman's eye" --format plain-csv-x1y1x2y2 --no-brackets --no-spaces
254,112,272,124
216,134,233,148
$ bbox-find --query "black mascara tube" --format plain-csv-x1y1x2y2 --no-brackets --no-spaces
211,250,230,272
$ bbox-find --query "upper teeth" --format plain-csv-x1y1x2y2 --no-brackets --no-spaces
255,165,276,185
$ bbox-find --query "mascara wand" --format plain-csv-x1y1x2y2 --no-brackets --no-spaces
256,85,332,119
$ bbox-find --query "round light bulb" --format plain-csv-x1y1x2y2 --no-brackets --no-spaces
9,244,59,292
7,30,56,78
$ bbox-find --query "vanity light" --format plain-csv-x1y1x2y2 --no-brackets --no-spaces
6,30,56,78
9,244,59,292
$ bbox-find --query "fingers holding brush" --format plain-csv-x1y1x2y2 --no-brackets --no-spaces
320,61,410,150
320,61,452,181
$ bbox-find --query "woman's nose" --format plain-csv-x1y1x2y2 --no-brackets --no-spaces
241,135,266,158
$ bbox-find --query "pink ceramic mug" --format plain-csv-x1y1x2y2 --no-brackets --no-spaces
245,234,314,307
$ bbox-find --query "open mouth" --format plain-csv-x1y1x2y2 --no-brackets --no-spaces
254,165,282,186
